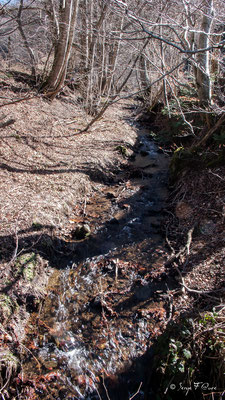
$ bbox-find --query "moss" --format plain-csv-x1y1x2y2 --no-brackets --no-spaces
0,295,15,321
32,221,43,230
16,252,37,282
0,349,18,368
115,145,128,157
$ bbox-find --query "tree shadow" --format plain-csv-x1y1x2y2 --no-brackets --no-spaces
1,115,223,400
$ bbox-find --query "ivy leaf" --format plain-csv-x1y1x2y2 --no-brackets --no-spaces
178,362,185,373
183,349,192,359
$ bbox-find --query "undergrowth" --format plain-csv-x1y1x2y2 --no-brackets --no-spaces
150,308,225,400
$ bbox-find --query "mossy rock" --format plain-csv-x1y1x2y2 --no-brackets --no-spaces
16,252,37,281
72,224,91,240
32,221,43,230
0,349,18,369
115,145,128,157
0,294,15,321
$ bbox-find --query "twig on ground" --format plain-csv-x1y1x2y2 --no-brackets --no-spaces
165,284,174,323
179,281,224,298
209,170,225,181
0,376,10,397
173,261,224,299
115,258,119,284
102,374,111,400
0,96,36,108
0,119,15,128
186,226,194,255
83,195,87,217
7,225,19,267
95,385,103,400
165,225,175,254
19,343,41,370
166,225,195,265
129,382,142,400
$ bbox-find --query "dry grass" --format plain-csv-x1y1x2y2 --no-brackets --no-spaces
0,74,137,242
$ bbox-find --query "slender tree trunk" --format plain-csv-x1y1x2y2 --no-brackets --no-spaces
17,0,36,77
195,0,214,106
139,54,151,95
43,0,79,100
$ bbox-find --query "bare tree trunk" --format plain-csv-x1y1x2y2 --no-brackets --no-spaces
17,0,36,77
103,15,124,97
43,0,79,100
138,53,151,98
195,0,214,106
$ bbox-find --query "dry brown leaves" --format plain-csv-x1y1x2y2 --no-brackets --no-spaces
0,79,137,246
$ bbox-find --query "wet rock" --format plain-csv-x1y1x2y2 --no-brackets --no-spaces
72,224,91,240
135,284,153,301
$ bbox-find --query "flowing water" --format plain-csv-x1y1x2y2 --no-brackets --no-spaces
23,129,170,400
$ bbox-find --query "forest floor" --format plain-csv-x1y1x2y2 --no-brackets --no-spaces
0,72,224,399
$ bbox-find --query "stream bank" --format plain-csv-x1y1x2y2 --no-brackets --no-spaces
19,124,172,399
1,99,224,400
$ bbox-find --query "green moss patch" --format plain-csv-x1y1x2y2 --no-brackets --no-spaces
0,295,16,322
15,253,37,282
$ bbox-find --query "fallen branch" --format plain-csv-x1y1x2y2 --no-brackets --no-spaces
182,283,224,296
0,118,15,128
0,96,36,108
129,382,143,400
102,374,111,400
7,225,19,268
209,169,225,181
174,262,224,299
186,226,194,255
194,113,225,147
166,225,195,265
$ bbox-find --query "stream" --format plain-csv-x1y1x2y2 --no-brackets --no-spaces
23,125,170,400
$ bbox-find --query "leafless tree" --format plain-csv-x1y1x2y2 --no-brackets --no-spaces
41,0,79,99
